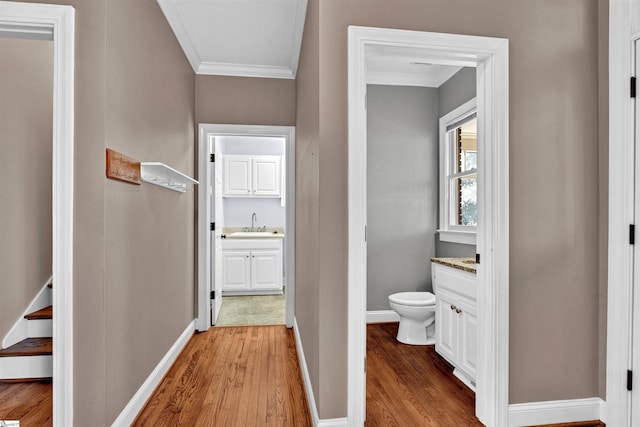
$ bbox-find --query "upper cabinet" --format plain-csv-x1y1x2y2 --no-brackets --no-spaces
223,155,281,198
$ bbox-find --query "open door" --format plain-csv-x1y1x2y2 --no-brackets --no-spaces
632,39,640,424
210,141,223,324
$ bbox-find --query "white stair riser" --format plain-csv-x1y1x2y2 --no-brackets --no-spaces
27,319,52,338
2,279,52,348
0,355,52,379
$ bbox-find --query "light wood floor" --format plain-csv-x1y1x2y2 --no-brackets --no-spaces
366,323,605,427
0,323,605,427
0,380,52,427
134,325,311,426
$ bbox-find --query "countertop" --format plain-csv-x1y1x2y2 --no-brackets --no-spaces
431,257,476,274
222,226,285,239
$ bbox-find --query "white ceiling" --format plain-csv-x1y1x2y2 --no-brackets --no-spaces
367,54,464,88
158,0,308,79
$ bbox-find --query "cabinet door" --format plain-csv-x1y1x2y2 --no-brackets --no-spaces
251,249,282,290
435,290,458,364
457,298,478,381
224,156,252,196
252,156,281,197
221,250,251,291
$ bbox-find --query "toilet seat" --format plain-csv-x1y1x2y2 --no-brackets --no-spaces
389,292,435,306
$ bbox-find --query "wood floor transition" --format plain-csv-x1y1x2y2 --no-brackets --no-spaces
0,323,605,426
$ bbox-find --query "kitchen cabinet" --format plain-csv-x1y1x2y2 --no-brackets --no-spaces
221,239,283,295
223,155,281,198
432,262,477,389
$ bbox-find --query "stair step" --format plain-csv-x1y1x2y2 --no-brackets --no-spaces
0,338,52,357
0,377,52,384
25,306,52,320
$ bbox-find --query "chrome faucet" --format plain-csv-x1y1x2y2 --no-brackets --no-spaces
251,212,257,231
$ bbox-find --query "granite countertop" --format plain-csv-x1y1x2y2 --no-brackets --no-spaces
431,257,476,274
222,226,285,239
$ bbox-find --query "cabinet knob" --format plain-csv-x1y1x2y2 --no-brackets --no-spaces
450,305,456,310
455,308,462,314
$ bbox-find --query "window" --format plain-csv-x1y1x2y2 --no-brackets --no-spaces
439,99,477,245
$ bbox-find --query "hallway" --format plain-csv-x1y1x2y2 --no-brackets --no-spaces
133,325,311,426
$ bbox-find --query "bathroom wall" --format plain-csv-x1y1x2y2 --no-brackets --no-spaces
435,67,477,259
367,85,439,311
295,0,602,416
218,135,286,229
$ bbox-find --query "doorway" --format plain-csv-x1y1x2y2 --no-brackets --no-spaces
0,2,75,425
347,27,509,426
197,124,296,331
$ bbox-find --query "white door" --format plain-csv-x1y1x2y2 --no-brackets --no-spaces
252,156,281,196
224,155,252,196
251,249,282,290
632,40,640,424
222,250,252,291
211,147,223,325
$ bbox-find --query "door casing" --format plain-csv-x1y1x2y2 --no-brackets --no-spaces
0,2,75,425
197,124,296,331
348,26,509,426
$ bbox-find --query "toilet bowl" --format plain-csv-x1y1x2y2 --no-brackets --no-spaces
389,292,436,345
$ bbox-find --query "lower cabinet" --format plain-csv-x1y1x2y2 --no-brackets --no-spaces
433,263,477,387
222,239,283,295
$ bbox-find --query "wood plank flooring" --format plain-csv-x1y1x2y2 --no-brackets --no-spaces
366,322,481,426
0,322,604,427
365,323,605,427
0,380,52,426
134,325,311,426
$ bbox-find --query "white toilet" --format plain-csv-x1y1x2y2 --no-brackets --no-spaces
388,292,436,345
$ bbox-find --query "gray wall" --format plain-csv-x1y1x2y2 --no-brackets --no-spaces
103,0,196,422
296,0,605,417
366,85,438,311
435,67,477,259
11,0,196,424
196,75,296,126
0,38,53,342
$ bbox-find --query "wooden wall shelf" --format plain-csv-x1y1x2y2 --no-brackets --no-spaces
140,162,198,193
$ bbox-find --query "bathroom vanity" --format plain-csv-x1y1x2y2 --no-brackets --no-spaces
431,258,477,390
221,235,284,295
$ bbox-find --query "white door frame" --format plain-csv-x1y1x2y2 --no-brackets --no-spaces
607,1,636,425
0,2,75,426
348,26,509,426
197,124,296,331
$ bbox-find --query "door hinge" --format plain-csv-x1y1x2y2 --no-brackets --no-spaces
210,153,215,162
632,77,637,98
364,357,367,373
210,222,215,231
475,253,480,264
210,291,215,300
630,224,635,245
628,369,633,391
364,226,367,242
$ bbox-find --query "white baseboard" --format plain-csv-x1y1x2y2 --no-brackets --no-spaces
509,397,604,426
293,318,348,427
599,399,607,423
3,276,52,348
111,319,196,427
317,419,349,427
366,310,399,323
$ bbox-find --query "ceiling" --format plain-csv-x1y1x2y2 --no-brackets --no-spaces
367,55,464,88
158,0,308,79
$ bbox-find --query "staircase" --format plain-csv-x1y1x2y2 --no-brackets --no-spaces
0,282,53,382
